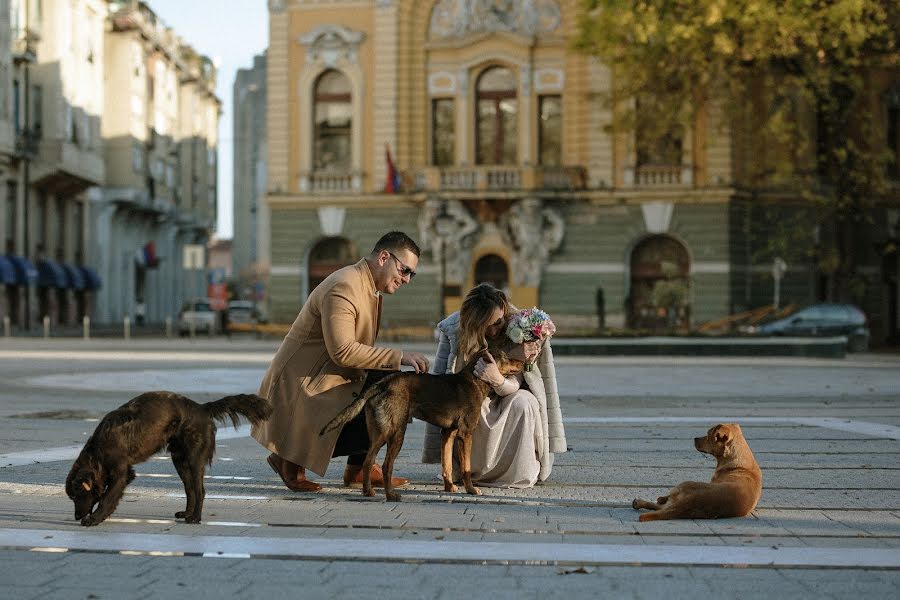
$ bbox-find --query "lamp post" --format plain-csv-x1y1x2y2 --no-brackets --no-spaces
434,201,455,322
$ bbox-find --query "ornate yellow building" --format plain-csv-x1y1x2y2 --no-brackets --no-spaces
262,0,900,340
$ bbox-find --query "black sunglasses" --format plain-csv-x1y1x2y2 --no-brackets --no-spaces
387,252,417,279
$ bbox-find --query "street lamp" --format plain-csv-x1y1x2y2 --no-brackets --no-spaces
434,201,455,322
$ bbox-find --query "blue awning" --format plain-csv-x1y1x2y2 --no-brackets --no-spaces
62,263,86,290
37,260,68,289
79,266,102,290
0,256,15,285
5,255,38,286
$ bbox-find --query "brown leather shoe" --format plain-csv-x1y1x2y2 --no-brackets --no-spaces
343,463,409,488
267,454,322,492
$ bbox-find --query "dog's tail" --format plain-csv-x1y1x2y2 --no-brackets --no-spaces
319,386,382,437
202,394,272,429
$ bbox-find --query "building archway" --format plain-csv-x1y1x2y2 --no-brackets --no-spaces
473,253,509,292
307,236,358,295
628,235,691,330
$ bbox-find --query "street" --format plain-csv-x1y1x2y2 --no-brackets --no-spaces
1,338,899,599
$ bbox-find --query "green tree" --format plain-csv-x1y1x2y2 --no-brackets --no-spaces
575,0,899,300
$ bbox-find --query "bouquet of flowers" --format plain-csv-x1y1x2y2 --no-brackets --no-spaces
505,308,556,369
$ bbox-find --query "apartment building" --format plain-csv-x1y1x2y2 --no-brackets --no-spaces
232,51,267,303
1,0,221,330
96,0,220,324
262,0,899,342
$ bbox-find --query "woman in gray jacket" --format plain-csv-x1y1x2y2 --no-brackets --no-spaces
421,284,567,487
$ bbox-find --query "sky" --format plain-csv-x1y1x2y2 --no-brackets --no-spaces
145,0,269,240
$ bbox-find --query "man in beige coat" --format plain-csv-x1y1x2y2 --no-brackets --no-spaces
252,232,429,491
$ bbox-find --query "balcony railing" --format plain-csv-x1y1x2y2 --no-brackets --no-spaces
625,164,693,187
299,171,362,194
413,165,587,192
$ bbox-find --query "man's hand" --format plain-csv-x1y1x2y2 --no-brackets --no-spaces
474,352,505,387
401,351,429,373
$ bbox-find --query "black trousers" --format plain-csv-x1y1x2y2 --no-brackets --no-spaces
331,370,392,464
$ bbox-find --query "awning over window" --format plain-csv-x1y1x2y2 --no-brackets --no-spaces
5,255,38,286
37,260,68,289
62,263,86,290
79,266,102,290
0,256,16,285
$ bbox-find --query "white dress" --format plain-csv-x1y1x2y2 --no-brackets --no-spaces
468,375,544,487
421,312,565,488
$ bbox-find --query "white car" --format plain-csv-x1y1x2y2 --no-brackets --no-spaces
178,299,218,335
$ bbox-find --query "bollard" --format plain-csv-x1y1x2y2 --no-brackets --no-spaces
43,316,50,339
124,316,131,341
3,316,9,338
83,316,90,340
165,316,172,339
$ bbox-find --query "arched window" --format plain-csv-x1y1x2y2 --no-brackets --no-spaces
307,236,358,294
474,254,509,291
313,70,352,171
628,235,691,330
476,67,517,165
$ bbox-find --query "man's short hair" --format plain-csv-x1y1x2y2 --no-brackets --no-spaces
372,231,421,257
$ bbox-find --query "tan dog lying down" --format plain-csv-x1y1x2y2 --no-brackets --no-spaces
632,423,762,521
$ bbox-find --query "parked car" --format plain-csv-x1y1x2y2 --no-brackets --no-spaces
178,299,218,335
747,303,869,352
226,300,260,327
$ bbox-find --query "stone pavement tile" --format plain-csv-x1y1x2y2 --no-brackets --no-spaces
703,515,794,536
777,569,900,598
722,535,810,547
398,513,477,529
821,510,900,536
241,525,328,538
761,509,860,536
631,519,718,536
400,530,483,542
320,559,419,580
317,527,406,540
797,536,897,549
634,535,726,546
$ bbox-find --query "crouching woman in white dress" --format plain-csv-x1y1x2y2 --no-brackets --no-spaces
421,284,567,488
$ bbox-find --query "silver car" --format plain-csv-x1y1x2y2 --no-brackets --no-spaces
178,299,218,335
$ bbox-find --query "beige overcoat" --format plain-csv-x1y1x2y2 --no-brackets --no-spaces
251,259,402,476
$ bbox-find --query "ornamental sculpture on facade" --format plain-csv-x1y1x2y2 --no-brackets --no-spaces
499,198,564,287
418,198,480,283
298,24,365,67
429,0,562,40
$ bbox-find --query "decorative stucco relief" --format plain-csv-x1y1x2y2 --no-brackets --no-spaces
418,198,480,283
298,25,365,67
429,0,562,40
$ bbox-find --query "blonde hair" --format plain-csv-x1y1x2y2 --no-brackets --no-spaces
457,284,513,366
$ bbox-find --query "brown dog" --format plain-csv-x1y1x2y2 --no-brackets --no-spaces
65,391,271,526
320,348,523,501
632,423,762,521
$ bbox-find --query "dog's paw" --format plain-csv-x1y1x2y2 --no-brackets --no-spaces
632,499,641,509
444,483,458,493
80,514,103,527
465,486,481,496
174,511,187,518
386,491,402,502
184,515,201,524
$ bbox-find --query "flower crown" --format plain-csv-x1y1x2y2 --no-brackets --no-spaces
505,307,556,344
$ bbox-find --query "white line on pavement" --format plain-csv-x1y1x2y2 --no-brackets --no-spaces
2,527,899,568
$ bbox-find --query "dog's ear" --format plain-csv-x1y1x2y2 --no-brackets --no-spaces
713,425,731,445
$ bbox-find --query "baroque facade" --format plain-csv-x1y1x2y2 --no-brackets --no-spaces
263,0,900,341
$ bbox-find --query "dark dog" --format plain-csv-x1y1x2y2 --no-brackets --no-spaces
320,348,523,501
65,391,271,526
632,423,763,521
